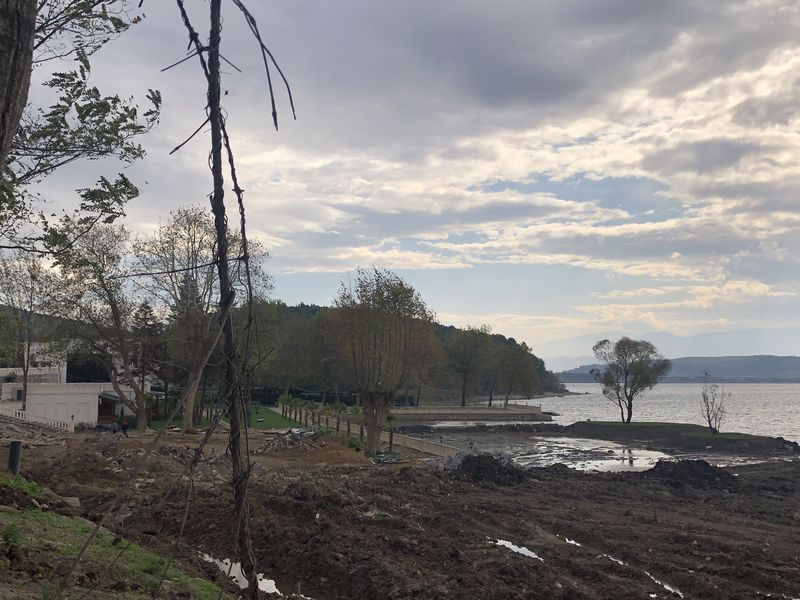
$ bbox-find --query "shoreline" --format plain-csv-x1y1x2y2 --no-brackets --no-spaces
398,420,800,456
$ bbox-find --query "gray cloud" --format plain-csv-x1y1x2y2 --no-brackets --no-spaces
641,139,772,175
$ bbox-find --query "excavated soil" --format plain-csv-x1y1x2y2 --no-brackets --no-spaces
6,428,800,599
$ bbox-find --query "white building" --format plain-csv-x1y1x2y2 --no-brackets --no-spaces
0,343,137,427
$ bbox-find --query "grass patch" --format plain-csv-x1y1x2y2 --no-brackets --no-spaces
151,406,299,431
682,431,767,440
0,509,230,599
250,405,300,430
0,471,44,499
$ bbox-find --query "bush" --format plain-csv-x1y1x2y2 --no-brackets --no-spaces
346,437,363,452
2,524,21,548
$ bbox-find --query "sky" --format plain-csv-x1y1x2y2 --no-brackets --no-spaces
31,0,800,356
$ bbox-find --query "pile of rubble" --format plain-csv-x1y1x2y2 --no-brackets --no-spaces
251,430,324,455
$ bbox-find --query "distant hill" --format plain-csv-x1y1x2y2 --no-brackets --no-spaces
539,327,800,371
558,355,800,383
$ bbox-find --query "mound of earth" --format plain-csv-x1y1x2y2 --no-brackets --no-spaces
453,453,526,486
643,459,737,488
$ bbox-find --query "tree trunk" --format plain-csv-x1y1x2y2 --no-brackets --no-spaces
0,0,35,170
364,392,390,454
415,383,421,407
625,399,633,424
206,2,257,596
183,372,201,431
460,379,467,407
488,373,495,407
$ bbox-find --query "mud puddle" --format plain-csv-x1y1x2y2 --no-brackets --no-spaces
200,553,312,598
436,432,669,471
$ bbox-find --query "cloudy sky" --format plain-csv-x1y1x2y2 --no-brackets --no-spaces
35,0,800,354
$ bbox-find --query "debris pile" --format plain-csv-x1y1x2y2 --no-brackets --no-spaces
643,459,737,488
453,453,527,486
251,430,324,455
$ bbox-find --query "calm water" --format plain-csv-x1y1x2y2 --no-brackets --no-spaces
529,383,800,442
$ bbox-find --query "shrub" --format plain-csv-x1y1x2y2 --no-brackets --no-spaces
346,437,363,452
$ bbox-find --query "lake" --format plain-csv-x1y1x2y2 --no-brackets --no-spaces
529,382,800,442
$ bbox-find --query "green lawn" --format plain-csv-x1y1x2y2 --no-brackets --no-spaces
249,405,300,430
149,405,299,431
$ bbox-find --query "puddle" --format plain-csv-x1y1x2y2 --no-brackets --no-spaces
199,553,311,597
512,437,669,472
645,570,684,598
490,539,544,561
600,553,626,566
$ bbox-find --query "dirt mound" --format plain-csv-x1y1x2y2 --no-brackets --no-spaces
643,459,737,488
453,454,526,486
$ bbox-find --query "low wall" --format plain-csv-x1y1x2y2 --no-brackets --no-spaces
381,431,459,456
391,405,546,424
289,408,460,457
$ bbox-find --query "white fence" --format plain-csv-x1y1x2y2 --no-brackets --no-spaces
0,405,74,433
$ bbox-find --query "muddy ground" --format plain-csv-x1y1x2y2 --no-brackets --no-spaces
4,424,800,599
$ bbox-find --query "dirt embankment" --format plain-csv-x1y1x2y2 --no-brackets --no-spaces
8,429,798,600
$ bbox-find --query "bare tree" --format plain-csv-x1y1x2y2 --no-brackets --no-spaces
335,268,435,454
134,206,218,430
591,337,671,423
700,374,728,434
55,222,149,429
133,205,269,430
0,249,56,409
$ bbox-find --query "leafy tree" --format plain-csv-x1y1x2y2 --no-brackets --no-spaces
2,1,159,251
590,337,671,423
446,325,489,407
334,268,434,453
0,249,57,408
131,299,165,420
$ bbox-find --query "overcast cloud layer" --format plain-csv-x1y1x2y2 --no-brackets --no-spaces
34,0,800,353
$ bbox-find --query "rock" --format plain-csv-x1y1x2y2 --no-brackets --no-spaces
60,496,81,508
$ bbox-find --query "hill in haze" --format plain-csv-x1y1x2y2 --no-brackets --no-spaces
558,355,800,383
538,327,800,371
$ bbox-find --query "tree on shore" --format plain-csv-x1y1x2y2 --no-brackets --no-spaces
700,372,728,434
334,268,434,453
446,325,489,407
590,337,671,423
